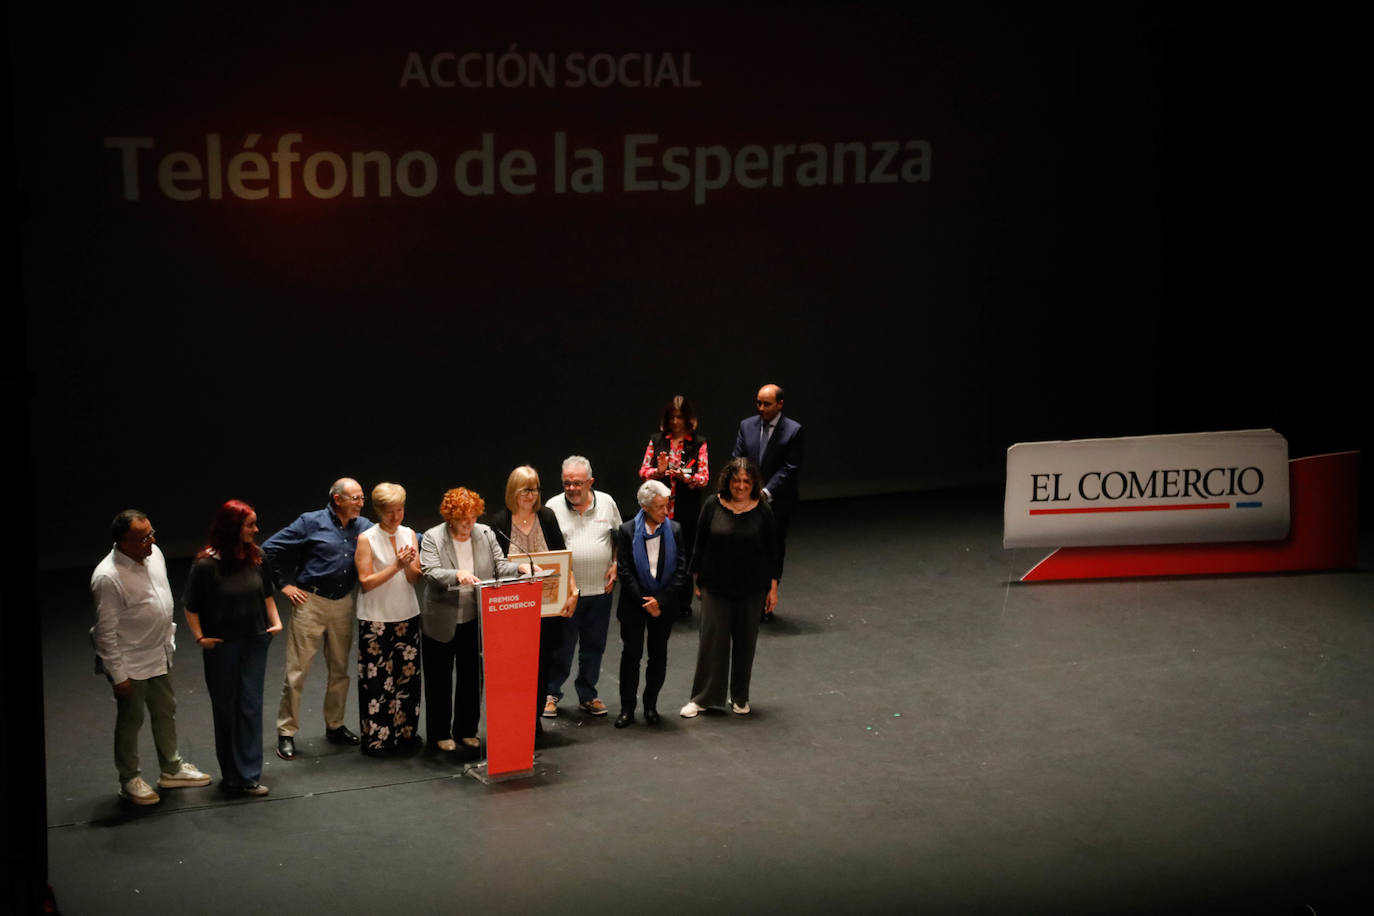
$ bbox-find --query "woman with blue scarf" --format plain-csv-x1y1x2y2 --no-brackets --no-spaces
613,480,687,728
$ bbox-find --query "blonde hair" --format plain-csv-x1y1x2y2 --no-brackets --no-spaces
504,465,543,512
371,482,407,513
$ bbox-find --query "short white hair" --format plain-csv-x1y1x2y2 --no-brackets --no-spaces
561,455,592,477
637,479,670,507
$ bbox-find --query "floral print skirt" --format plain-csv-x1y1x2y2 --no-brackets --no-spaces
357,615,421,752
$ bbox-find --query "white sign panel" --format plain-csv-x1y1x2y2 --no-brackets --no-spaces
1004,429,1290,548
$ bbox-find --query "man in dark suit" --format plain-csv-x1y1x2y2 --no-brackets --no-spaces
732,383,804,620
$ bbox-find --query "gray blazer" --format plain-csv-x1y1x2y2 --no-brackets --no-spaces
419,522,520,642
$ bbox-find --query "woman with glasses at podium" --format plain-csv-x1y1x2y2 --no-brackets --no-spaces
418,487,523,757
680,457,778,720
488,466,579,738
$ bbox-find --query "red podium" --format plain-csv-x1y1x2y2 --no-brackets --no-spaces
471,578,543,782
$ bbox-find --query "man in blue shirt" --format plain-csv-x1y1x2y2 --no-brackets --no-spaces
262,478,372,760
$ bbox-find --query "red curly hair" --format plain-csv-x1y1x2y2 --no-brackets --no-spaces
439,487,485,522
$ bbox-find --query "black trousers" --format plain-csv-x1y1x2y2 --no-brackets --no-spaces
422,620,480,742
690,588,763,708
618,608,674,713
536,616,563,719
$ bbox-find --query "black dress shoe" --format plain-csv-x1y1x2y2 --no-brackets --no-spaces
643,708,661,725
326,725,360,746
614,711,634,729
276,736,296,760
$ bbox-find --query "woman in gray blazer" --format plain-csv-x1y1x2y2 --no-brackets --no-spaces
418,487,522,755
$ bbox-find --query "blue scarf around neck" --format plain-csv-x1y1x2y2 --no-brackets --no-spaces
632,509,676,592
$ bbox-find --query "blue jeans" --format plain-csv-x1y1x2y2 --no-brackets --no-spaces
202,633,271,788
547,591,613,704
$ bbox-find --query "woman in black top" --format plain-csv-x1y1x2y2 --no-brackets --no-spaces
183,500,283,796
680,457,778,718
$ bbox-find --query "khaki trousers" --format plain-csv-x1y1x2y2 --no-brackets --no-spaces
276,591,354,735
114,672,183,783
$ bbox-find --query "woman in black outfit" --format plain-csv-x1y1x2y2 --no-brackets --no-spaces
680,457,778,718
183,500,283,796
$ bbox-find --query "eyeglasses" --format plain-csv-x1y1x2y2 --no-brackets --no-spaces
127,529,156,545
518,487,540,495
561,479,589,488
341,494,365,503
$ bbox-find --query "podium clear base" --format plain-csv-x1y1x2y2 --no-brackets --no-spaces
463,759,544,784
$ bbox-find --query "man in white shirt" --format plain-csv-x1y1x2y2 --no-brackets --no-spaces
543,456,621,718
90,510,210,804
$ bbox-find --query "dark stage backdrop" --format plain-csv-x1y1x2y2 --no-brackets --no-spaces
16,4,1173,567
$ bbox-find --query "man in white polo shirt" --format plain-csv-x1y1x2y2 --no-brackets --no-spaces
543,455,621,718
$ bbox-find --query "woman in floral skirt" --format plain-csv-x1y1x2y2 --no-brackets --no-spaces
353,482,423,756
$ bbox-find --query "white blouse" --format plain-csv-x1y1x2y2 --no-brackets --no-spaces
356,525,421,623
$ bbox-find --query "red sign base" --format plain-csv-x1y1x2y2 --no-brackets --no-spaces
1021,452,1360,581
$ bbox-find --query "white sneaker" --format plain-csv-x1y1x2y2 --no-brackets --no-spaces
731,702,751,715
158,763,212,788
680,701,704,718
542,695,559,718
119,776,161,805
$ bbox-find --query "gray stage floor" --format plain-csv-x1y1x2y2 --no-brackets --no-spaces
42,490,1374,914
